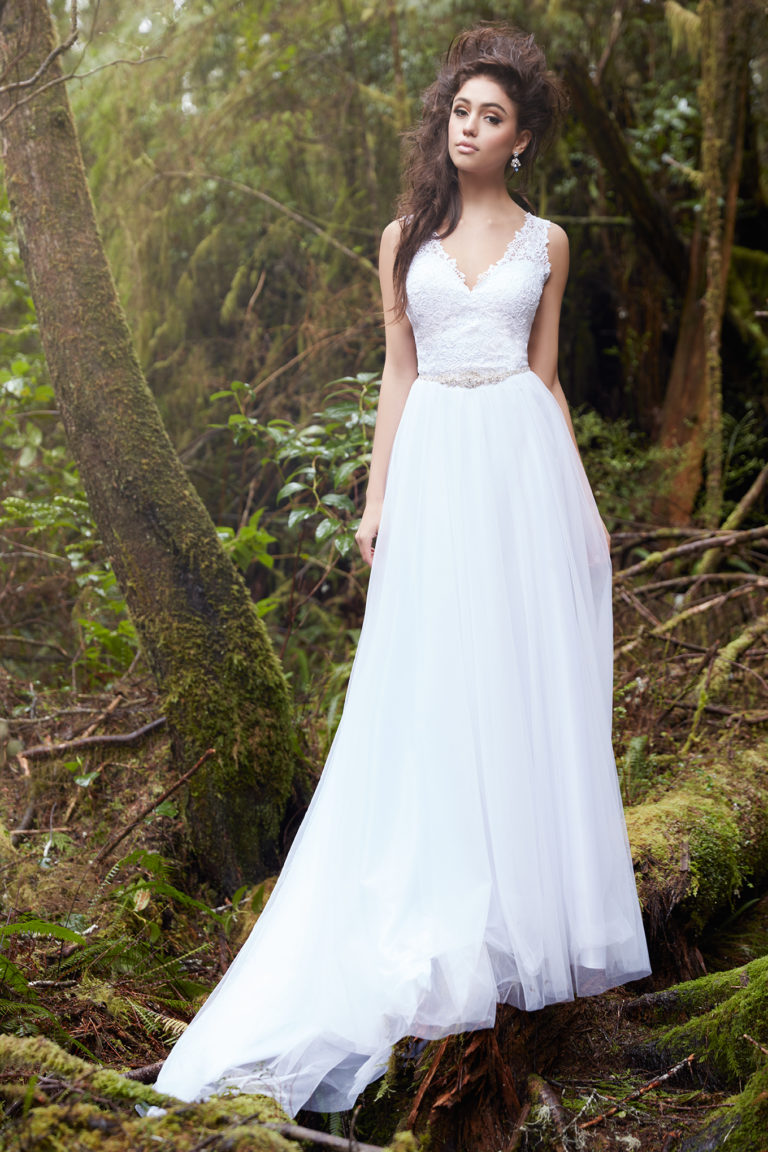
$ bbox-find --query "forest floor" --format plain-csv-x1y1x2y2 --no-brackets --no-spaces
1,666,767,1151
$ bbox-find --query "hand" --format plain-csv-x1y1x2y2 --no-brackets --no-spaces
355,500,382,565
601,519,611,551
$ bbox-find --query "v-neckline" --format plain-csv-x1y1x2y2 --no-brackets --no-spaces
432,213,534,294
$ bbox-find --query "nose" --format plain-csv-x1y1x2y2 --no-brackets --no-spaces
462,118,477,136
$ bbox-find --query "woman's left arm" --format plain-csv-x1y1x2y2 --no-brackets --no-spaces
526,223,579,451
527,223,610,546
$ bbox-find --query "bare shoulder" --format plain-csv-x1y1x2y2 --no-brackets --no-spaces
544,219,569,281
380,218,405,258
545,220,569,258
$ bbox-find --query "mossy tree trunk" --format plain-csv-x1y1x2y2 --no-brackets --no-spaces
564,24,753,524
0,0,295,892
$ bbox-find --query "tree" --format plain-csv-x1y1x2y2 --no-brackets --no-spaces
0,0,295,893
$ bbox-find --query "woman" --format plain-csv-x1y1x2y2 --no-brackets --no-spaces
154,24,651,1117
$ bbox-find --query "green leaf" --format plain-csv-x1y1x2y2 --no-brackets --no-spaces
322,493,355,513
277,480,307,502
287,508,313,529
0,919,86,945
315,518,336,542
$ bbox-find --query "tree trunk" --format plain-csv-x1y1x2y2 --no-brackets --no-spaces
0,0,295,893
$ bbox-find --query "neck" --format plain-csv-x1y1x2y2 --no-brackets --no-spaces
456,172,516,220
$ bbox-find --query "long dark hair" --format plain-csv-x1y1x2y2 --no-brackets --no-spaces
392,24,566,318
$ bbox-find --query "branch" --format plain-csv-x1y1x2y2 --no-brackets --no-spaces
19,717,166,760
0,55,165,127
614,524,768,582
154,168,378,279
0,1,78,96
579,1054,695,1129
693,459,768,576
93,748,216,862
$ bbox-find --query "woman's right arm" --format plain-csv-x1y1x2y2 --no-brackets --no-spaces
355,220,418,564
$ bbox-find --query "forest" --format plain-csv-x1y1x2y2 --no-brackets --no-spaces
0,0,767,1148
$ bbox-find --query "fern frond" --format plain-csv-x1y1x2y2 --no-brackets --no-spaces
127,999,188,1043
665,0,701,57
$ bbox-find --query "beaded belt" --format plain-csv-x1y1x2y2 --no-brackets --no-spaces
421,366,529,389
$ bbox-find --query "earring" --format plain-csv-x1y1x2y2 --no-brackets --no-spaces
509,151,522,173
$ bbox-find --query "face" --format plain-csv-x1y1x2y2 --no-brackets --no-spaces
447,74,531,177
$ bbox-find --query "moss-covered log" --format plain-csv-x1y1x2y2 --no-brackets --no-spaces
0,0,295,891
623,958,768,1152
626,747,768,978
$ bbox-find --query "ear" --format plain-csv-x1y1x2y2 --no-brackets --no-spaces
514,128,533,157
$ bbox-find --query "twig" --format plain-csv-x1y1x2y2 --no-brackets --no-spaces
8,826,72,837
0,634,70,659
743,1032,768,1057
407,1037,450,1126
19,717,166,760
0,56,165,127
123,1061,165,1083
155,168,377,278
93,749,216,862
614,525,768,582
263,1123,385,1152
0,1,79,95
79,693,125,739
579,1054,695,1129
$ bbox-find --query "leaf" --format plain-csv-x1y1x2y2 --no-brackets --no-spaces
287,508,313,529
133,888,152,913
0,919,86,946
277,480,307,502
74,771,100,788
321,493,355,513
315,518,336,542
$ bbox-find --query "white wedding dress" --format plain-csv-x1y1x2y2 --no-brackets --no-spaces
154,212,651,1116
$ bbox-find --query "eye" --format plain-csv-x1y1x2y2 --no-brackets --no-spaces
452,106,468,117
485,114,502,125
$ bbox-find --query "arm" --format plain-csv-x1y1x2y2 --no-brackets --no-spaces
355,221,418,564
527,224,611,546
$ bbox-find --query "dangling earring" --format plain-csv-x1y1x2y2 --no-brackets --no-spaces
509,151,522,174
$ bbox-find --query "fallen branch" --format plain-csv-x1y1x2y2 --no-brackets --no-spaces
20,717,166,760
579,1054,695,1129
614,524,768,582
264,1122,385,1152
93,748,216,862
743,1033,768,1058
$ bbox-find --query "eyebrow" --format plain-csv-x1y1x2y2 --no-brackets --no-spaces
453,98,509,114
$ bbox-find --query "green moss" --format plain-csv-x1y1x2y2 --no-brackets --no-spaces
639,955,768,1084
679,1063,768,1152
626,747,768,934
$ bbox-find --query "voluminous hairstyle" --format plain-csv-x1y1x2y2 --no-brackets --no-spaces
392,24,567,318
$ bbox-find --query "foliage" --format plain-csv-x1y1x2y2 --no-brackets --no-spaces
0,194,138,688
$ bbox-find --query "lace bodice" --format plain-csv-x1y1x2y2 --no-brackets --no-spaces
405,213,551,382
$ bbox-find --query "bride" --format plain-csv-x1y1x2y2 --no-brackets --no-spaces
154,23,651,1117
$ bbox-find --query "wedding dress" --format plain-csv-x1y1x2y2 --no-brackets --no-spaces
154,212,651,1116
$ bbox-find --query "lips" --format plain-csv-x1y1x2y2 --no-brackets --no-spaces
455,141,478,153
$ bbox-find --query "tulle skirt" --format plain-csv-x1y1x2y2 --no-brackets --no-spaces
154,370,651,1115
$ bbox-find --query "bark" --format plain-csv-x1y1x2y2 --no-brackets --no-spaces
625,748,768,980
0,0,295,892
563,35,752,524
562,52,689,293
